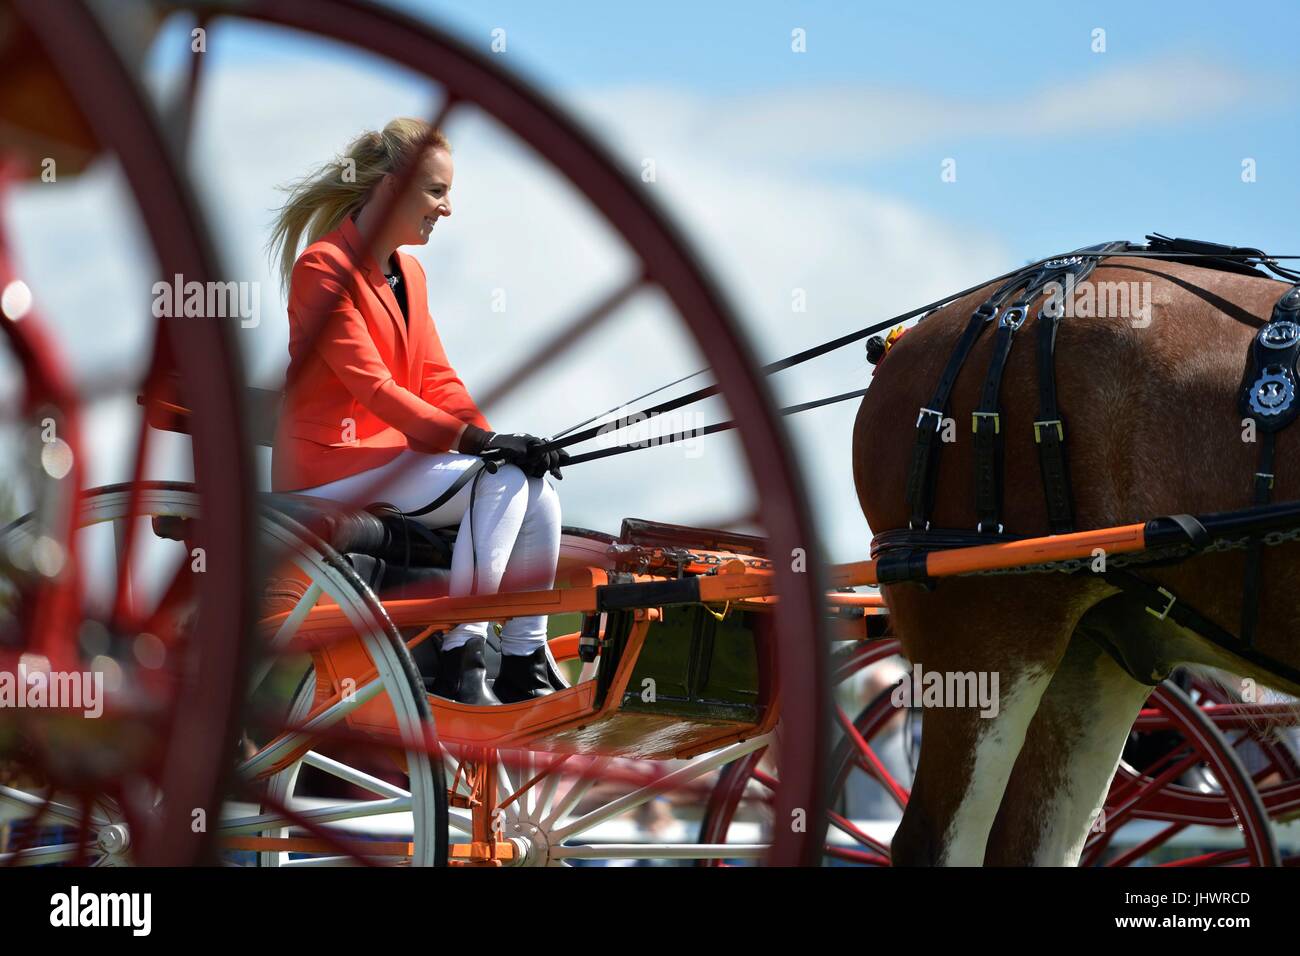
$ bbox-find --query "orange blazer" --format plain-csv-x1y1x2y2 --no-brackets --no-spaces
271,215,491,492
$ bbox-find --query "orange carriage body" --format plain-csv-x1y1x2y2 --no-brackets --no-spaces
254,544,819,772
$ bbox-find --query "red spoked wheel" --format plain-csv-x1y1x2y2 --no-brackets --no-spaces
1174,673,1300,862
0,1,257,864
5,0,831,864
1083,680,1286,867
700,637,1290,867
698,637,909,866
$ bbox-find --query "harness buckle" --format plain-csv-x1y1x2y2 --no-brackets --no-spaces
975,303,999,323
999,306,1027,330
976,521,1004,534
916,407,944,430
908,519,931,531
1256,471,1275,490
1145,587,1177,621
1033,419,1064,443
971,411,1000,434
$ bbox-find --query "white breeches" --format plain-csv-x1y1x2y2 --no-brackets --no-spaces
293,450,561,654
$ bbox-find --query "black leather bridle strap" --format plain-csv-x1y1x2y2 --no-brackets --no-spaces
1030,252,1109,533
905,272,1038,529
1239,281,1300,645
903,303,994,529
1033,295,1074,533
971,301,1025,533
1103,568,1300,688
971,254,1112,534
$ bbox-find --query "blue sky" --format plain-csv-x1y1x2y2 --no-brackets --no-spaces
154,0,1300,260
403,0,1300,257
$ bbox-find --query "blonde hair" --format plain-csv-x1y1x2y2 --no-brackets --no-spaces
267,117,450,291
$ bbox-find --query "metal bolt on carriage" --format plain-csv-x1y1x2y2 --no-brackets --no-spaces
0,0,1297,868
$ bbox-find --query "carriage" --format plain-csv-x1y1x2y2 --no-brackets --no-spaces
1,0,1297,868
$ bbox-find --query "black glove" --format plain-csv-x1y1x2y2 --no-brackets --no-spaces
457,425,540,468
523,437,570,480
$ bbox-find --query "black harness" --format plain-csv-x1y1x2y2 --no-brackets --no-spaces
882,234,1300,687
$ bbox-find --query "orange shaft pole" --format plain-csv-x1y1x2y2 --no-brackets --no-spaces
828,522,1148,588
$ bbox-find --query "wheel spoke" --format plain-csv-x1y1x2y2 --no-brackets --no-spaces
478,275,646,413
237,676,385,779
552,843,765,861
496,759,519,825
541,755,610,829
552,736,770,842
249,582,323,693
0,786,107,827
0,841,94,866
300,751,410,800
531,754,570,821
219,795,411,837
826,810,890,856
836,704,910,807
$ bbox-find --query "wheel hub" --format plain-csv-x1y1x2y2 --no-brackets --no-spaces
505,813,552,867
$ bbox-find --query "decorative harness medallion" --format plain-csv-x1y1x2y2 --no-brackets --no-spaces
1249,367,1295,417
1260,320,1300,350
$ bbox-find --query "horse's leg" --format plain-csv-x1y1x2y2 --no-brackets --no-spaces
985,595,1161,866
885,576,1099,867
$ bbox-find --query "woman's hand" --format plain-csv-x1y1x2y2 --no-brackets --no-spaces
523,437,570,481
458,425,567,478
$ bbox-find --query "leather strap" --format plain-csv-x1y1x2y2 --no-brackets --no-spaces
397,458,489,519
904,301,996,529
1033,298,1074,533
1102,568,1300,688
1238,281,1300,646
972,254,1110,534
905,270,1044,529
972,306,1021,533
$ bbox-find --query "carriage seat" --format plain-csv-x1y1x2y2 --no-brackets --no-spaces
151,492,456,604
260,493,455,569
263,493,457,600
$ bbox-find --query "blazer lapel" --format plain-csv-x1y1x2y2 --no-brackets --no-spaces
339,216,410,366
403,254,429,373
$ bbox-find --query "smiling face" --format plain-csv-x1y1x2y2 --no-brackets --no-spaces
385,146,453,247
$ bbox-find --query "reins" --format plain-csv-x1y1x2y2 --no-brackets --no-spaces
535,240,1300,467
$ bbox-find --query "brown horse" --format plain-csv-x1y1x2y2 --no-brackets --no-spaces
853,254,1300,865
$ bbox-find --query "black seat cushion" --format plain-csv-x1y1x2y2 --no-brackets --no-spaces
153,493,455,569
260,493,454,568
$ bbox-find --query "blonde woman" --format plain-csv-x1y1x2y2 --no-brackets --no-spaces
268,118,568,706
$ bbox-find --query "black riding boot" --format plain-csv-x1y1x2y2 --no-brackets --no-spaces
431,636,500,706
493,646,557,703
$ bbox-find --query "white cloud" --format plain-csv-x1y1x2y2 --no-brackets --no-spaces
580,56,1254,166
